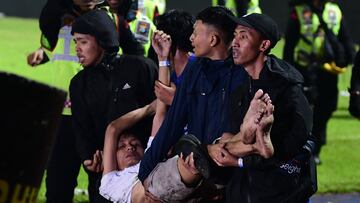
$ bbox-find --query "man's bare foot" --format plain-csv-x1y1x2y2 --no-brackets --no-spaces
218,132,234,143
241,89,270,144
243,89,266,124
258,102,274,134
254,130,274,158
254,102,274,158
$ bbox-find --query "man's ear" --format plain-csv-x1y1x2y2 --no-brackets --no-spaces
210,34,221,47
260,39,271,52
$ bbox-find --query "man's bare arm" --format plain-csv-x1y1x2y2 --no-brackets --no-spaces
103,102,156,175
151,30,172,136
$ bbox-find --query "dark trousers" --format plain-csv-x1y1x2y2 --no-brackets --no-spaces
295,64,338,156
87,171,112,203
313,69,338,155
46,115,81,203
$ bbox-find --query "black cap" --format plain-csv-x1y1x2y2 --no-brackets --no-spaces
71,9,119,54
229,13,280,49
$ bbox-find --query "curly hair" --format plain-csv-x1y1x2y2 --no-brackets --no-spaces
154,9,195,54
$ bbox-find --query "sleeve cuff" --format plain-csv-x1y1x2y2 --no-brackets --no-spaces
238,157,244,168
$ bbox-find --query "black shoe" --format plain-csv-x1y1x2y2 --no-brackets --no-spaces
173,134,212,179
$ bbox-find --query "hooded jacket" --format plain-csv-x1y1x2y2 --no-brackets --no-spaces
226,55,313,203
71,9,119,54
70,54,157,162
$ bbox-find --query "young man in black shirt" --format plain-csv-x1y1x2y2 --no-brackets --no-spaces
220,13,314,202
70,9,157,202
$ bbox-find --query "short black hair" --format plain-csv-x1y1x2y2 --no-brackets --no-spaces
118,130,144,148
154,9,195,54
117,118,152,149
196,6,236,45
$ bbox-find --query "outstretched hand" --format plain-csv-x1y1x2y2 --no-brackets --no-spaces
27,47,44,67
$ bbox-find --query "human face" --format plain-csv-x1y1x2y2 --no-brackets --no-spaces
232,25,264,66
116,134,144,170
189,20,213,58
73,33,104,67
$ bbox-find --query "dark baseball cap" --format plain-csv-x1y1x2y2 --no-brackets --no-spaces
229,13,280,49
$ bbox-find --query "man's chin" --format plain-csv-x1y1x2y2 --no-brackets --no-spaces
125,159,141,168
79,60,90,67
193,52,202,58
233,58,242,65
80,63,88,67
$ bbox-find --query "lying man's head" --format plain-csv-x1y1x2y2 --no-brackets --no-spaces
116,129,146,170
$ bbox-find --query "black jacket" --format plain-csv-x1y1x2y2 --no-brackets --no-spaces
39,0,144,55
70,55,157,162
226,55,313,203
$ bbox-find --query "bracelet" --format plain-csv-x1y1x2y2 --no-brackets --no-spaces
238,157,243,168
159,60,170,67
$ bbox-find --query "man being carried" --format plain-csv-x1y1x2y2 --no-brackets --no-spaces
99,89,274,203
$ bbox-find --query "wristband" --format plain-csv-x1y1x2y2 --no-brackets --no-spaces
238,157,244,168
159,60,170,67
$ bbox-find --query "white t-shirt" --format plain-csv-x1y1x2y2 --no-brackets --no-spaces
99,137,154,203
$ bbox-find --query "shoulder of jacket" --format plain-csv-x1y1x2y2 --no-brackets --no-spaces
116,55,156,70
70,70,85,88
267,55,304,84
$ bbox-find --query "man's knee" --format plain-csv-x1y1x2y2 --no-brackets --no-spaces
145,156,198,202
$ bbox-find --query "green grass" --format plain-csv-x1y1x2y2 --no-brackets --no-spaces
37,169,89,203
0,17,89,202
316,73,360,193
0,17,54,85
313,61,360,193
1,17,359,202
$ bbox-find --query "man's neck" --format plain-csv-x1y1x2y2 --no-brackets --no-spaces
206,44,231,61
208,48,230,61
245,55,267,80
87,51,105,68
173,50,189,76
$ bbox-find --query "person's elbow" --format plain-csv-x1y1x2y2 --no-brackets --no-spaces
105,123,118,138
